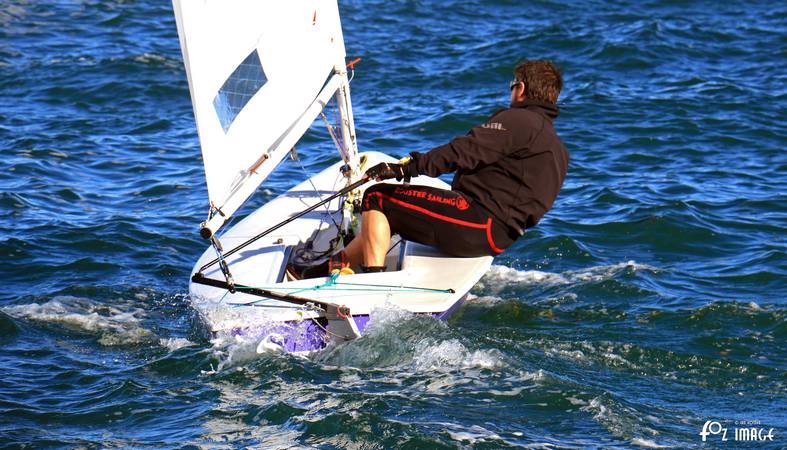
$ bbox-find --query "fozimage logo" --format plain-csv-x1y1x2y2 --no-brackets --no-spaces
700,420,775,443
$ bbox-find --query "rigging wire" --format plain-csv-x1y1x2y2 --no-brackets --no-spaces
320,99,344,157
288,115,348,266
332,97,345,152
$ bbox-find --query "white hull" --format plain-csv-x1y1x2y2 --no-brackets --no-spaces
189,152,492,352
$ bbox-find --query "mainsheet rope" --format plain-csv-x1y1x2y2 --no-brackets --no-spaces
229,272,453,307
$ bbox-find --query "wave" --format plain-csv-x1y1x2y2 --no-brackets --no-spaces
581,394,677,448
2,296,155,346
313,302,501,371
475,261,659,293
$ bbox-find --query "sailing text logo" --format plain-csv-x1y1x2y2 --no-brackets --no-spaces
700,420,775,443
700,421,726,442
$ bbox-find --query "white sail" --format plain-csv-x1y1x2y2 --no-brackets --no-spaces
172,0,350,235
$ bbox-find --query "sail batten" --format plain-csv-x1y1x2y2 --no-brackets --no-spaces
172,0,348,233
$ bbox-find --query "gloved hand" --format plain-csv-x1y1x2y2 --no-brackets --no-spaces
365,162,406,181
365,155,419,182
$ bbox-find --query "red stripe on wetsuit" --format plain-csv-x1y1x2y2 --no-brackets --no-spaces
371,190,505,254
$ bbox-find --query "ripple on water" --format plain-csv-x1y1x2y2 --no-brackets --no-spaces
0,0,785,448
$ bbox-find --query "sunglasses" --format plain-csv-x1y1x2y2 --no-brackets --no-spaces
509,79,523,91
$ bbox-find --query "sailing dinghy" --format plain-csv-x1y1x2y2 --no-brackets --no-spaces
173,0,492,353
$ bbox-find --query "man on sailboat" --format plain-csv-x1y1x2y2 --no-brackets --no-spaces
294,60,568,277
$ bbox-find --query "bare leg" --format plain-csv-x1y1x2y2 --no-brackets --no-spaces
361,210,390,267
341,210,391,268
342,228,364,267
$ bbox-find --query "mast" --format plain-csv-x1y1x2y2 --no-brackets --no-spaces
334,66,360,177
332,63,361,237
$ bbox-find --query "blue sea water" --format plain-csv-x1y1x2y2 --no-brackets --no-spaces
1,0,785,448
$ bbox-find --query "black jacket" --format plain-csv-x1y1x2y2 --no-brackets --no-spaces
412,99,569,236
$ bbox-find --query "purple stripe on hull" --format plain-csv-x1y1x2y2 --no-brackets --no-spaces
230,319,328,353
230,296,467,353
434,294,468,320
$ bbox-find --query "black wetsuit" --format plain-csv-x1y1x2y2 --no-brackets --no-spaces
362,99,569,257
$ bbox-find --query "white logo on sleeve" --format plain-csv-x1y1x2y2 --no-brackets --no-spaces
481,122,506,131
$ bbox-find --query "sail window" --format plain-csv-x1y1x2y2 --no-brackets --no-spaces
213,50,267,132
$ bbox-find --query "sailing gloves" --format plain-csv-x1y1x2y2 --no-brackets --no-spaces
365,155,419,182
365,162,407,181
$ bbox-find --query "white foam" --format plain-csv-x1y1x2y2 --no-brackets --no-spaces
363,301,416,336
631,438,669,448
159,337,196,352
480,265,569,287
444,424,502,444
465,293,506,305
2,296,155,346
209,331,268,370
478,261,659,292
134,53,166,64
487,385,532,397
412,338,504,371
567,396,587,406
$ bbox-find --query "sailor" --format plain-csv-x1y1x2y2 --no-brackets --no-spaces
293,60,568,277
